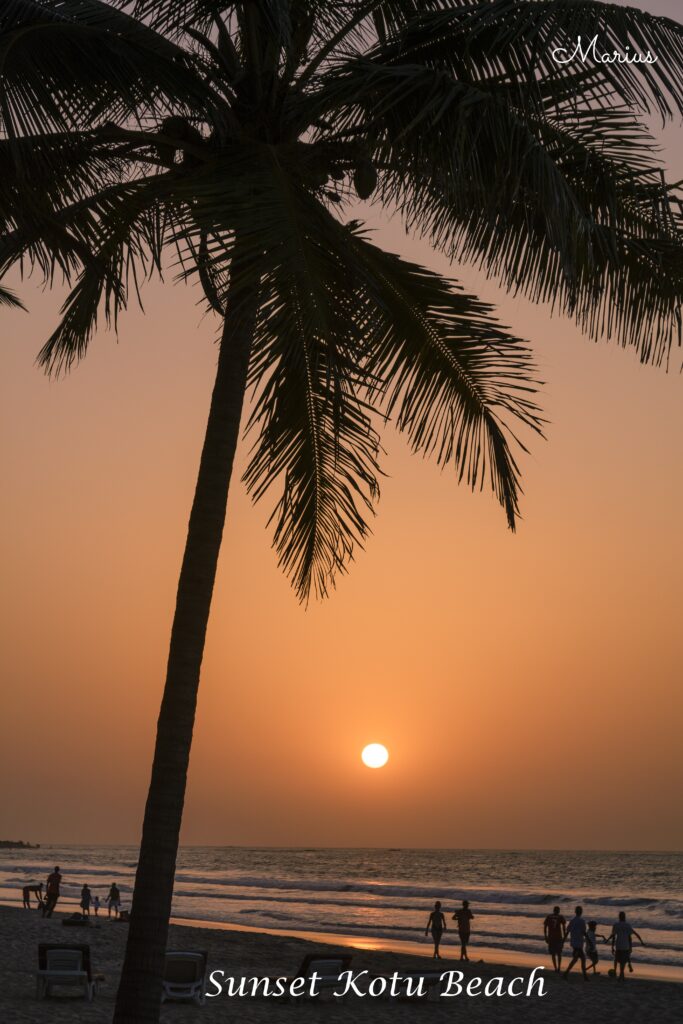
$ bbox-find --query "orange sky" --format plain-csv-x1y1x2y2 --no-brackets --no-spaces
1,1,682,850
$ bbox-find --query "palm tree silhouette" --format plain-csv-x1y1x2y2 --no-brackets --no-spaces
2,2,682,1021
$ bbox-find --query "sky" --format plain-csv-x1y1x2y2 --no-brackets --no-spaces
1,1,682,851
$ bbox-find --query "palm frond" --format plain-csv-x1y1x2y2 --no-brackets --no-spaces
315,57,683,365
28,176,172,373
383,0,683,118
234,166,382,601
0,0,209,138
0,131,126,235
0,280,25,307
338,225,544,529
164,146,381,599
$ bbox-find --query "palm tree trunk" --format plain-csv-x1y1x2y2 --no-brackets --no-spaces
113,258,258,1024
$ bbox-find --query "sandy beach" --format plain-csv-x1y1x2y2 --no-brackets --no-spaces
2,905,682,1024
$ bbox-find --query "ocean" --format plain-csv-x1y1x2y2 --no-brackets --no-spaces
2,846,682,974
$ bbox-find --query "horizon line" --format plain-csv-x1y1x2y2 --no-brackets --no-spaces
6,843,682,854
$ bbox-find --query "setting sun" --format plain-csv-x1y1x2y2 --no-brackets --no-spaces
361,743,389,769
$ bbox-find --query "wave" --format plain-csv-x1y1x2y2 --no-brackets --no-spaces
5,865,683,921
0,862,136,880
168,874,683,917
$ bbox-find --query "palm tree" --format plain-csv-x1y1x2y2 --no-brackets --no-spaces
2,1,683,1020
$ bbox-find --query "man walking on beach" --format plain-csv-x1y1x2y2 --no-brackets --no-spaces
543,905,567,972
610,911,645,980
563,906,589,981
452,899,474,961
42,866,62,918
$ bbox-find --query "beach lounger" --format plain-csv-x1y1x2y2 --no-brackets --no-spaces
36,944,97,1001
161,950,208,1006
263,952,353,1002
373,970,444,1001
292,952,354,1001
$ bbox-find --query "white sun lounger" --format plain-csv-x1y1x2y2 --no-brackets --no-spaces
36,944,97,1001
372,969,444,1001
161,950,208,1006
272,952,354,1001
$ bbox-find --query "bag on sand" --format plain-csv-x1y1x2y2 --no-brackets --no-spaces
63,912,88,927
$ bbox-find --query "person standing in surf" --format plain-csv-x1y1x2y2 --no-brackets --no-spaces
425,900,447,959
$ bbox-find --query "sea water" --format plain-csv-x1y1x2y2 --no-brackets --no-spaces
2,846,681,972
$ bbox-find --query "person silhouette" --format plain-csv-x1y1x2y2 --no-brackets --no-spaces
42,867,62,918
452,900,474,961
22,883,43,909
543,905,567,972
425,900,447,959
563,906,589,980
80,884,92,917
610,911,644,980
585,920,609,973
107,883,121,919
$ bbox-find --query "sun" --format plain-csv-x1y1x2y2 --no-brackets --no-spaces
361,743,389,769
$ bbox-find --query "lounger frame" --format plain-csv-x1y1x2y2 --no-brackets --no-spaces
36,943,96,1002
161,950,208,1006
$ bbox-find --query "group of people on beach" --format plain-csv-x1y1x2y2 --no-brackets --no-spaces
425,900,645,980
425,899,474,961
22,866,123,920
544,905,644,981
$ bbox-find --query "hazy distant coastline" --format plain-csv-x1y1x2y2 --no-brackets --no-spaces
0,841,39,849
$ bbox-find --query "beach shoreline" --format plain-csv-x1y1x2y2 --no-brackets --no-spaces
2,904,683,1023
3,896,682,985
3,893,682,986
167,912,683,985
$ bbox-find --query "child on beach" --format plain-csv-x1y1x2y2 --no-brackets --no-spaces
425,901,447,959
93,895,100,916
585,920,609,973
